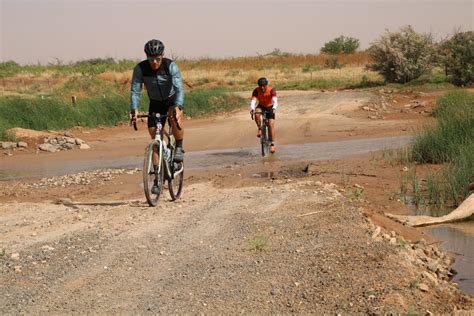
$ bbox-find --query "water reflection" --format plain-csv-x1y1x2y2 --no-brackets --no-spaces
424,224,474,295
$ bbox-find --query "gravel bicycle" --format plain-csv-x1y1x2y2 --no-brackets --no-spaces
254,109,272,157
132,113,184,206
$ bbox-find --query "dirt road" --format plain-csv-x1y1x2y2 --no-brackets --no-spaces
1,89,472,313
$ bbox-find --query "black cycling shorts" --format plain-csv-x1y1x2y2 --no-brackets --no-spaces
256,105,275,120
148,96,176,128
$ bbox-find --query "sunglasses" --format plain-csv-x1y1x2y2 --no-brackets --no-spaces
147,56,162,62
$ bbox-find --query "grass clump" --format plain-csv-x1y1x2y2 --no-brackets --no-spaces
185,88,245,117
249,236,267,252
0,86,245,140
411,90,473,163
407,90,474,209
0,94,130,138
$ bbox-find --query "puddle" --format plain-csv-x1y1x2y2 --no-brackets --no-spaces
422,223,474,295
408,200,474,295
0,136,413,181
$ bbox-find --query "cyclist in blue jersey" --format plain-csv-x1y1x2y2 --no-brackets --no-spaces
130,39,185,163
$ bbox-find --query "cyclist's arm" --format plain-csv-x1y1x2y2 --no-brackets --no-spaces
271,88,278,110
272,97,278,110
250,97,257,111
130,64,143,112
170,62,184,109
250,88,259,111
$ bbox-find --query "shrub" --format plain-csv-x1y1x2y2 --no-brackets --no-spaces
0,61,22,78
321,36,360,54
367,25,435,83
438,31,474,86
324,56,344,69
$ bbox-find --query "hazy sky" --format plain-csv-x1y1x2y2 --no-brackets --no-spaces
1,0,473,65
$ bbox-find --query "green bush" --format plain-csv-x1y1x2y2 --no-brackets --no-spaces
367,25,435,83
0,61,22,78
321,36,360,54
439,31,474,87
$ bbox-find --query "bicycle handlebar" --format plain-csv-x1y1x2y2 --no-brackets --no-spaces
131,112,181,131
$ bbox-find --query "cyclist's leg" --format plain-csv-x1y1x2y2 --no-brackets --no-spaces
149,100,167,166
165,99,184,162
255,105,263,137
266,108,276,141
167,106,184,143
267,109,276,153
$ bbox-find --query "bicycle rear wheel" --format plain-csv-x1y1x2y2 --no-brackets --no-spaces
143,142,164,206
169,161,184,200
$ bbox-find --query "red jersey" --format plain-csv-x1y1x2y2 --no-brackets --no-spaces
251,86,277,108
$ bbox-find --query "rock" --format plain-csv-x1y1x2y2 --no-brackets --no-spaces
75,138,85,145
422,271,439,284
418,283,429,292
11,253,20,260
63,143,75,150
371,226,381,239
38,143,59,153
17,141,28,148
79,144,91,150
427,259,440,273
65,137,76,144
1,142,17,149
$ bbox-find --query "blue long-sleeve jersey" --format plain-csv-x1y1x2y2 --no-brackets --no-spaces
130,58,184,111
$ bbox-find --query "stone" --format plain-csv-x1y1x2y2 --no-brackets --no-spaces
38,143,59,153
418,283,429,292
1,142,17,149
75,138,85,145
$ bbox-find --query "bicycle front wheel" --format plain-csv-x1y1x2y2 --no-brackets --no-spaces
143,142,164,206
261,124,269,157
169,161,184,200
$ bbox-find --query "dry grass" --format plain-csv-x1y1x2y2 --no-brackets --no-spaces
182,66,381,88
1,52,377,95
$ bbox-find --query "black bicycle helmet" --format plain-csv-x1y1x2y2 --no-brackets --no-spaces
257,77,268,86
144,39,165,56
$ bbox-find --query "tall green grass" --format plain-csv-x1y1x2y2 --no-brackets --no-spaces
0,94,130,135
411,90,474,163
0,87,244,139
410,90,474,208
184,88,244,117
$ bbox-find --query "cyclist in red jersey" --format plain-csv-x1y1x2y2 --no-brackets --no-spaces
249,77,278,153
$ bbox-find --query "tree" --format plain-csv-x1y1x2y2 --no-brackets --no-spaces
321,36,360,54
438,31,474,86
367,25,435,83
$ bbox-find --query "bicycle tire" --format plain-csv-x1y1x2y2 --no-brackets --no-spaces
169,161,184,200
261,123,269,157
143,142,164,206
